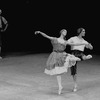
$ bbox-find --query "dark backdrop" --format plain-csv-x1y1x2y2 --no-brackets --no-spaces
0,0,100,55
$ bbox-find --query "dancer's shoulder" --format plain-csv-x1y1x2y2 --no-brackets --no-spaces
69,36,78,41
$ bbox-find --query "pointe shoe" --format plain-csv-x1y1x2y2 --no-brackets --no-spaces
58,87,63,95
73,84,77,92
83,55,92,60
73,88,77,92
86,55,92,59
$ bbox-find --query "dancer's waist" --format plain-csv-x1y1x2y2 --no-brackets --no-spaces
53,50,65,53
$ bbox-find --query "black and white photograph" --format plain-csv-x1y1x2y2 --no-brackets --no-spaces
0,0,100,100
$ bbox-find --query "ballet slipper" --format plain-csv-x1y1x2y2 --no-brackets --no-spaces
58,86,63,95
86,55,92,59
73,88,77,92
73,84,77,92
83,55,92,60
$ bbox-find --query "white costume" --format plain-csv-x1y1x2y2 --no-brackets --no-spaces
67,36,89,51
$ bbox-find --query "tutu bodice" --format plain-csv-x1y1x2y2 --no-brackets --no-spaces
51,39,66,52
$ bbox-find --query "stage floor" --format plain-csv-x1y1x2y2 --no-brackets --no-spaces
0,53,100,100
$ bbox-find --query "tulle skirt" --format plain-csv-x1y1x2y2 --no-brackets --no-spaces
44,52,80,75
46,52,66,69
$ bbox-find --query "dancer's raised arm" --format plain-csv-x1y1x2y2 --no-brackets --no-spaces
35,31,55,40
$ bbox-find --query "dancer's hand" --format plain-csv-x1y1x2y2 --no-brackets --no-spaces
35,31,40,35
88,43,93,50
86,43,93,50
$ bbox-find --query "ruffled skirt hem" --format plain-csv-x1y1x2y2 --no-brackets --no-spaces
44,66,68,75
44,54,82,75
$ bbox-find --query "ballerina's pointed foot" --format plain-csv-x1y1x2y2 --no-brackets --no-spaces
73,88,77,92
58,86,63,95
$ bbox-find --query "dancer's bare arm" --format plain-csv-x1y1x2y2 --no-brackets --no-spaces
35,31,56,40
1,17,8,32
85,43,93,50
65,41,87,46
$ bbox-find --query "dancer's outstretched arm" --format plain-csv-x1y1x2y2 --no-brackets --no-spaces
35,31,55,40
65,41,87,46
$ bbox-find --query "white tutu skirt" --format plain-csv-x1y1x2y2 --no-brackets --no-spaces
44,66,68,75
44,54,81,75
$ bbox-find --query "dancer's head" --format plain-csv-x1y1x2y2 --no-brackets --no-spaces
60,29,67,37
0,9,2,15
77,28,85,37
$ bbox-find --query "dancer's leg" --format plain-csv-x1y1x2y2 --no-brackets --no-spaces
70,64,78,92
57,75,63,94
0,32,2,58
72,74,77,92
0,46,2,59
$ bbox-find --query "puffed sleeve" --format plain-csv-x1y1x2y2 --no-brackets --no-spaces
67,37,74,44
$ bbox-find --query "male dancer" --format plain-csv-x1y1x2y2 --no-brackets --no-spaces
67,28,93,92
0,9,8,57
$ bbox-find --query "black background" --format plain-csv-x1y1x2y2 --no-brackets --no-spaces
0,0,100,55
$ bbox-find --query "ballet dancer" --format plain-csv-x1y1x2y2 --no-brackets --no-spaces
67,28,93,92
